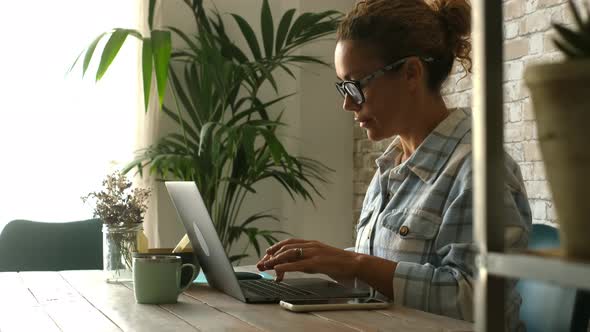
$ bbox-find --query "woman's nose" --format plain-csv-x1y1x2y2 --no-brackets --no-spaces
342,94,360,112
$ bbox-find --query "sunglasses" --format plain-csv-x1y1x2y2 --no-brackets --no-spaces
335,56,434,105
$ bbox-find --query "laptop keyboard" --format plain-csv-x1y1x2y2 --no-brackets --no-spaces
240,279,314,297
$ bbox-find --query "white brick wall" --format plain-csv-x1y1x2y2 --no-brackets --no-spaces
352,0,579,227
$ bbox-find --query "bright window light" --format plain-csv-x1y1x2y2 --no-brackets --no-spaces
0,1,140,227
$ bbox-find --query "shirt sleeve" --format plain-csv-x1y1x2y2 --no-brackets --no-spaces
390,187,531,322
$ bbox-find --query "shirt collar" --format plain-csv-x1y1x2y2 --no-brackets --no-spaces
375,108,471,183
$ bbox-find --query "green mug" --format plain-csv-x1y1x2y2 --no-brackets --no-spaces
132,255,197,304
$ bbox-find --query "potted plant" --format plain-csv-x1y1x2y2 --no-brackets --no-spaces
82,171,151,282
72,0,339,262
524,0,590,260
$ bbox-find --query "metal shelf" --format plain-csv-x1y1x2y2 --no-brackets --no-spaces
472,1,505,330
482,252,590,292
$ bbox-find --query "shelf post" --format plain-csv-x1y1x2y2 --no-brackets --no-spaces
472,1,506,331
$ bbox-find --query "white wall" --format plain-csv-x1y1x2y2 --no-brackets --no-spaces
284,0,355,250
154,0,355,263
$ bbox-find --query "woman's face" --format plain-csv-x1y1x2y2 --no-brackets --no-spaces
334,40,415,141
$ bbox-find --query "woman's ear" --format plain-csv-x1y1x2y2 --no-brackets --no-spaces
402,57,425,93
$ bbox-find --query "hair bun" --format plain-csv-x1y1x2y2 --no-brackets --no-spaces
433,0,471,37
431,0,472,71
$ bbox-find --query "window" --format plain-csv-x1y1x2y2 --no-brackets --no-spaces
0,1,140,226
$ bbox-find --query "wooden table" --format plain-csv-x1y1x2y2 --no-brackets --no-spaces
0,268,474,331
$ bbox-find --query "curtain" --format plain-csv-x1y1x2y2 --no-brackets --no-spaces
134,1,187,248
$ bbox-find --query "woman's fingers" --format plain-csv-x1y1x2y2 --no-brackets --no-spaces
258,238,309,270
274,261,312,282
256,253,271,271
258,241,320,271
257,238,304,270
263,248,300,269
264,247,319,269
265,238,308,256
272,242,319,257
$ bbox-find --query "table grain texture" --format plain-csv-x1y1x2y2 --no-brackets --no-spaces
0,267,474,331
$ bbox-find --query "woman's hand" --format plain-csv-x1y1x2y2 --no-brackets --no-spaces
256,238,361,282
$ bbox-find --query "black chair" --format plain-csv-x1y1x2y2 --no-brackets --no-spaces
517,224,590,332
0,219,103,272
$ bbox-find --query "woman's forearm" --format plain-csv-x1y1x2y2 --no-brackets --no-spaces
354,253,397,299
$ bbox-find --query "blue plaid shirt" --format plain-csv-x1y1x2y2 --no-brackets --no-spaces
355,108,531,331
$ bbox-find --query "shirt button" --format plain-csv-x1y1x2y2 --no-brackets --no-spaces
399,226,409,236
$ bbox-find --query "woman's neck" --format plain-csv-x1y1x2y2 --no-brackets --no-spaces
399,96,449,162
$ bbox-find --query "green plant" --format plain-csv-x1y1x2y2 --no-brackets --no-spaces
553,0,590,58
72,0,340,262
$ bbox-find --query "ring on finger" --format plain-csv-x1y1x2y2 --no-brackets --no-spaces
295,247,304,259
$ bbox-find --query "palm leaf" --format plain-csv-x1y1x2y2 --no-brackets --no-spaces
244,227,262,257
275,9,296,54
168,67,200,127
231,14,262,60
152,30,172,108
285,13,313,46
553,37,583,57
209,11,249,63
553,23,590,54
260,0,274,58
225,93,295,127
166,26,200,54
240,212,280,228
96,29,130,81
141,38,153,112
260,233,278,246
148,0,157,30
78,30,148,77
162,105,200,142
283,11,341,51
67,49,84,75
285,55,330,66
256,62,279,93
199,121,219,155
279,64,296,79
260,130,288,165
81,32,106,78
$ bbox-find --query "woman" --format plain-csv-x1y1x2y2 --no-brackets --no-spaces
257,0,531,330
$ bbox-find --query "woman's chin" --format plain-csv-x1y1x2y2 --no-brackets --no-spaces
366,129,384,142
365,128,396,142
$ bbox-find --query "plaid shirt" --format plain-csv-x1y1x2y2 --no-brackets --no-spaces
355,108,531,331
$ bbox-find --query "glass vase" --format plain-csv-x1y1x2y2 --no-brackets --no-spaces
102,223,142,283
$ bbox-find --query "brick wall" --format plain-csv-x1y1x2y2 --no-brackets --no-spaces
352,0,578,229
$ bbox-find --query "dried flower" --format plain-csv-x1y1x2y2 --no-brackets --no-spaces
82,171,151,226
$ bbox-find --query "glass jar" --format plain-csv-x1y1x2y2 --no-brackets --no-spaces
102,223,142,283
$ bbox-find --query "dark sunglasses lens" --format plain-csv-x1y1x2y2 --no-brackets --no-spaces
344,83,363,104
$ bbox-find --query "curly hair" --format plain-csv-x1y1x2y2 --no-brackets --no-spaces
337,0,472,92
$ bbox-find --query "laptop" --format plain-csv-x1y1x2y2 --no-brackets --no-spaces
165,181,369,303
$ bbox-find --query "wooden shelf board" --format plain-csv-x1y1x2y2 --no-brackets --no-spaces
482,250,590,291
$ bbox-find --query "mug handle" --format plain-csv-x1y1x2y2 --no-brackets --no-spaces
178,263,197,293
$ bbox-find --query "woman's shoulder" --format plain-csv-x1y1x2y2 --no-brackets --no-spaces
434,108,474,184
441,117,527,195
